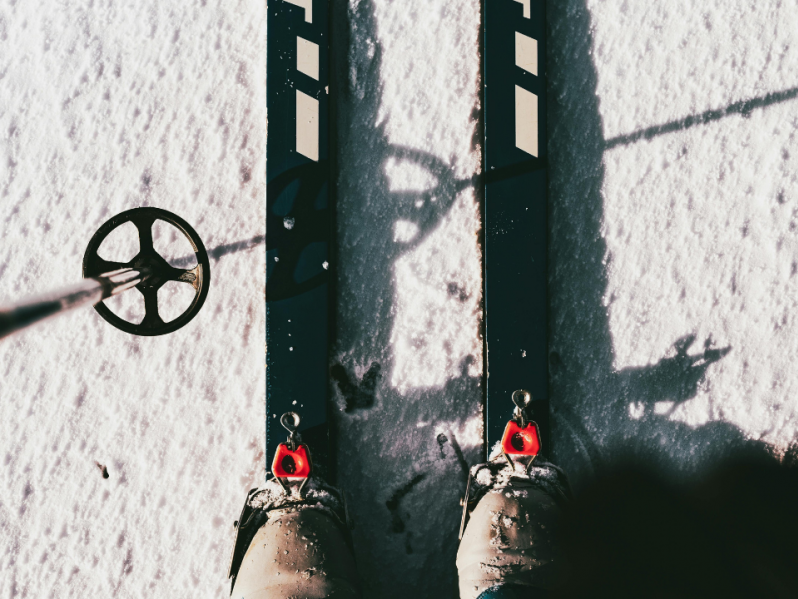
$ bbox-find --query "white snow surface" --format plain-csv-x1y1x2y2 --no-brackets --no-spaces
548,0,798,489
595,1,798,449
0,0,265,597
4,0,798,597
332,0,482,596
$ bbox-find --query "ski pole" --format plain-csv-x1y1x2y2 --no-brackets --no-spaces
0,206,211,340
0,267,150,340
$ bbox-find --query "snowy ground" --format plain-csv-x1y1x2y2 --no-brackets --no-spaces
548,0,798,490
335,0,798,597
0,1,265,597
3,0,798,597
331,0,483,597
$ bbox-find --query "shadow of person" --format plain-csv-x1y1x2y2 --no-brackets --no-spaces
619,334,731,418
559,457,798,598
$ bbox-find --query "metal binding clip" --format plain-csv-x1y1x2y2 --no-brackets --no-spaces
458,470,473,541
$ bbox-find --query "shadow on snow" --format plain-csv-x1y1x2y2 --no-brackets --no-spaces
267,0,792,596
546,0,776,491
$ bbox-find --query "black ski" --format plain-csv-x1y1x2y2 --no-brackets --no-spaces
229,0,334,589
483,0,549,452
266,0,333,474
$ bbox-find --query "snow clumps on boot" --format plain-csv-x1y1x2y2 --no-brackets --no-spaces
456,447,571,599
230,476,361,599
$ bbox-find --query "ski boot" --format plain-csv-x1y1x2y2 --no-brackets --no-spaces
456,391,571,599
228,412,361,598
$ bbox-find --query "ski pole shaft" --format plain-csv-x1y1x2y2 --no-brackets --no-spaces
0,268,150,340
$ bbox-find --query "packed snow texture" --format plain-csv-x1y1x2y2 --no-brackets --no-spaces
548,0,798,489
4,0,798,597
331,0,483,596
0,0,265,597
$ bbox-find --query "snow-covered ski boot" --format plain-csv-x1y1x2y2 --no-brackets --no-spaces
228,412,361,598
456,391,571,599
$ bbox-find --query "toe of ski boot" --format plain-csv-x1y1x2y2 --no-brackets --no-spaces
456,458,570,599
230,477,361,599
233,507,360,598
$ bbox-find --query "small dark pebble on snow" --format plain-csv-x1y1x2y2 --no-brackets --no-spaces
95,462,109,479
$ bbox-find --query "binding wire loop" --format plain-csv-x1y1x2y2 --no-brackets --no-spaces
503,389,540,472
511,389,532,428
281,411,301,451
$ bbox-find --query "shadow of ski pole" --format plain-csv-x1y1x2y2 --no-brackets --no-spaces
604,86,798,150
170,234,264,267
548,0,769,491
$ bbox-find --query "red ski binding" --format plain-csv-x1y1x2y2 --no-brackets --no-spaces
500,389,541,470
501,419,541,456
272,443,312,478
271,412,313,497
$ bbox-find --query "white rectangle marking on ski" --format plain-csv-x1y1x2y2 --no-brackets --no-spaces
296,90,319,161
513,0,531,19
297,37,319,80
515,86,538,157
283,0,312,23
515,32,537,76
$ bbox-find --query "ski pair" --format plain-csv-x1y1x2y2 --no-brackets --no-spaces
266,0,549,480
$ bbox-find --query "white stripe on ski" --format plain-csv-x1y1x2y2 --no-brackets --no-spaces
283,0,312,23
297,37,319,80
296,90,319,161
515,86,538,157
513,0,530,19
515,32,537,76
